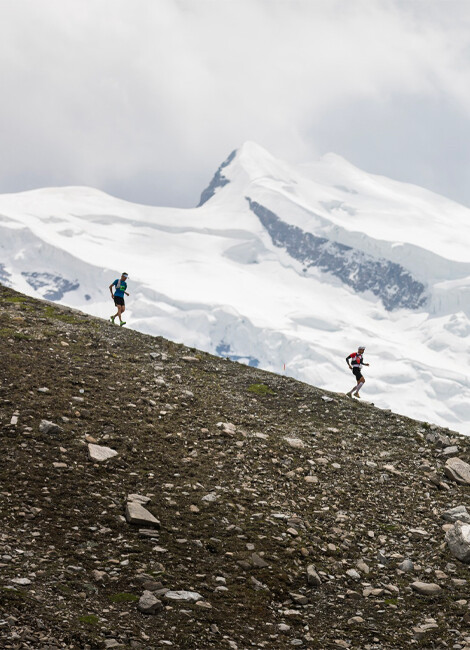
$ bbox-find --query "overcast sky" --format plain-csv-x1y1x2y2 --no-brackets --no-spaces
2,0,470,209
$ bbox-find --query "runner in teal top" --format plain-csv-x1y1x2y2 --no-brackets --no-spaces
109,272,129,326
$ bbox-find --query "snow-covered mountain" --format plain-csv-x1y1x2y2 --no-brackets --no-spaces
1,141,470,434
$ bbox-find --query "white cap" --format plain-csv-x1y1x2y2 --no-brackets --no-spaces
358,345,365,350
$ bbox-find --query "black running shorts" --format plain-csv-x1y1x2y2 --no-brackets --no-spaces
352,367,363,381
114,296,125,306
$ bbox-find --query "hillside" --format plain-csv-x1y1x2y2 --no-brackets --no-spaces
1,141,470,435
1,285,470,650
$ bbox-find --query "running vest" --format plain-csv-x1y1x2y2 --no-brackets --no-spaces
114,279,127,297
349,352,363,368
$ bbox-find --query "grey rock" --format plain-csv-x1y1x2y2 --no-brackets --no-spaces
442,446,459,457
138,529,160,538
413,623,439,639
445,522,470,563
137,590,162,614
346,569,361,581
39,420,63,435
411,581,442,596
250,576,268,591
88,443,118,462
251,553,269,568
426,431,451,447
201,492,218,503
441,505,470,525
289,592,308,605
11,577,32,585
283,437,305,449
398,559,414,572
356,559,370,574
444,457,470,485
104,640,123,649
306,564,322,586
128,494,151,505
125,502,160,528
164,590,203,602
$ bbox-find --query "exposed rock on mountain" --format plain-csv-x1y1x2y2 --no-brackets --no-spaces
246,198,426,311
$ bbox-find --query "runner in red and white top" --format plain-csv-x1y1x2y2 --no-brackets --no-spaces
345,346,369,399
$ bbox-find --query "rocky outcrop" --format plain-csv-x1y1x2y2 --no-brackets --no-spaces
21,271,79,301
197,150,237,206
247,198,427,311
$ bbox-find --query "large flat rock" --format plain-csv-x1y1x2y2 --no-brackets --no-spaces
444,457,470,485
125,501,160,528
88,443,118,462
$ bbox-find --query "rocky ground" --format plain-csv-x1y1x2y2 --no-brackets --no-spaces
1,284,470,650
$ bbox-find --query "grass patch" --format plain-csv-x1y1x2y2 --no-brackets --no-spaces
43,305,82,324
248,383,275,396
78,614,99,625
384,597,398,606
109,592,139,603
4,296,28,303
13,332,31,340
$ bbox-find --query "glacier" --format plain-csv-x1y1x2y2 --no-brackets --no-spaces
1,141,469,434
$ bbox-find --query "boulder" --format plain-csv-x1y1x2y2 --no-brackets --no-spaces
444,457,470,485
445,522,470,563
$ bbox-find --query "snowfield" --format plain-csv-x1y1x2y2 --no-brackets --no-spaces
1,142,469,434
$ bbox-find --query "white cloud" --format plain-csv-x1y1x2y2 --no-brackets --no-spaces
1,0,470,207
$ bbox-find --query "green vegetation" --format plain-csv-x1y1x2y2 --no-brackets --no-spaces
109,592,139,603
4,295,28,303
43,305,81,323
248,383,275,396
13,332,31,340
78,614,100,625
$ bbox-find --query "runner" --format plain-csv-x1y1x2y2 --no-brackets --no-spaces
109,272,129,326
345,345,369,398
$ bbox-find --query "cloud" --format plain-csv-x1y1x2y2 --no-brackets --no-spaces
1,0,470,207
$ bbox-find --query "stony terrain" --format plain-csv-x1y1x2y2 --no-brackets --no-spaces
1,284,470,650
